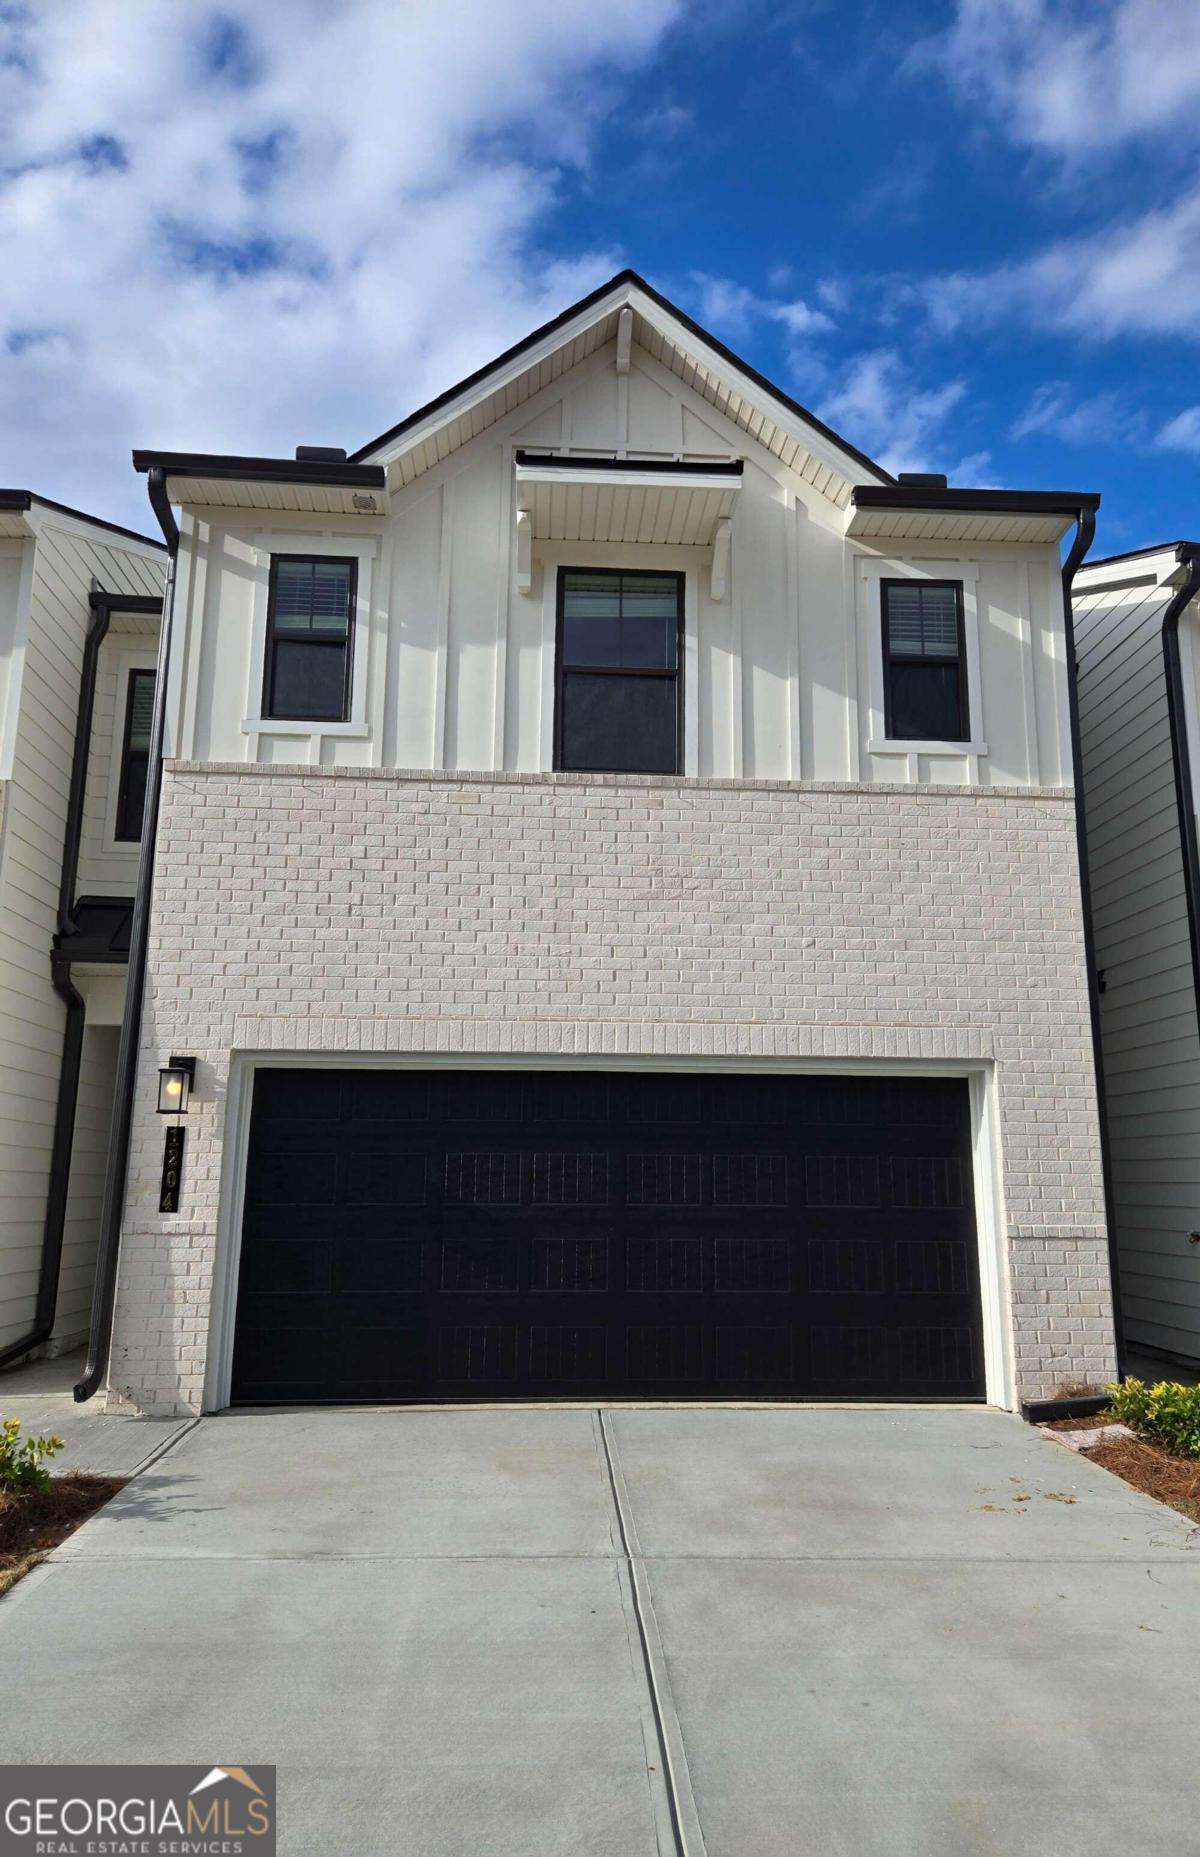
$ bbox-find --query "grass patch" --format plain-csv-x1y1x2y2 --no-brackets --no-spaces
0,1475,124,1598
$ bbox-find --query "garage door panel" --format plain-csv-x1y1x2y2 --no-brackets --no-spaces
231,1068,986,1403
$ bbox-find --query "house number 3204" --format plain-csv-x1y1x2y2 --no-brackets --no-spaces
160,1124,186,1213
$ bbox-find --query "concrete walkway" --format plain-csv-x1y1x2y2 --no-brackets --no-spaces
0,1349,193,1477
0,1406,1198,1856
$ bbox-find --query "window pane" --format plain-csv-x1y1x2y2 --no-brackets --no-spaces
562,571,678,670
269,638,348,721
885,582,959,658
273,557,352,635
888,663,963,741
126,671,155,752
560,671,678,773
116,753,148,841
563,612,622,665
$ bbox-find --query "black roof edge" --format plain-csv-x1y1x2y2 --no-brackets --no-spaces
514,451,743,477
0,488,163,550
132,449,386,490
1081,539,1199,570
852,485,1101,516
348,269,895,486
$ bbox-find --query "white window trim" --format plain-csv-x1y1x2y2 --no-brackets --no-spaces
534,540,700,777
241,532,378,759
859,556,985,754
103,644,159,854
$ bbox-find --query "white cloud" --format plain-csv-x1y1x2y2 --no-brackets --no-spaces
1156,406,1200,453
817,349,968,477
929,0,1200,158
0,0,685,526
926,186,1200,343
1010,382,1139,445
688,272,835,342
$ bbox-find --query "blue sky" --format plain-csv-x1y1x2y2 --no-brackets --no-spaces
1,0,1197,555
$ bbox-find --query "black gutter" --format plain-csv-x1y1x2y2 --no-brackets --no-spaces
349,268,896,485
75,470,179,1402
1060,502,1126,1381
514,451,743,476
853,486,1102,518
1160,545,1200,1014
0,588,162,1374
132,449,385,490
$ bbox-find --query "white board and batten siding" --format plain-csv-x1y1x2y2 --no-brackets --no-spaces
169,337,1076,791
1075,558,1200,1364
0,512,163,1357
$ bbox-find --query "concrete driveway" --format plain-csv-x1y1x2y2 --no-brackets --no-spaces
1,1406,1197,1856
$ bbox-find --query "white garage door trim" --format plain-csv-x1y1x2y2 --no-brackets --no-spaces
205,1054,1012,1412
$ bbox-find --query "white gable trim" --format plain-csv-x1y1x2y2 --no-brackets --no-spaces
359,276,890,506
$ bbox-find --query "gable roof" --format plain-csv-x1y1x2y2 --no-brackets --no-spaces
349,269,896,505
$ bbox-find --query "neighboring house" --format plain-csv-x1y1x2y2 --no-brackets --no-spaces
81,270,1115,1416
0,492,164,1369
1075,542,1200,1372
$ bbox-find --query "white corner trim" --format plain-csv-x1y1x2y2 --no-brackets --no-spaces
710,516,731,602
515,507,532,594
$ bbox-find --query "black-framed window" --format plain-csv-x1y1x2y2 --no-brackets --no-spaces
114,668,155,842
881,578,969,742
263,555,356,722
555,568,683,774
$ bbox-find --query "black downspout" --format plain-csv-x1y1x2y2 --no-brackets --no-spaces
0,591,118,1372
75,470,180,1401
1061,505,1125,1380
1161,545,1200,1012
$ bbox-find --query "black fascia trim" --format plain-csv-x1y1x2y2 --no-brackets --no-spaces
515,451,743,477
853,485,1101,516
348,269,894,485
1083,540,1197,571
0,489,163,549
132,450,386,490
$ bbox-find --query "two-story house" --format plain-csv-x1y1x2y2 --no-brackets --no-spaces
1075,541,1200,1374
81,271,1117,1415
0,492,164,1369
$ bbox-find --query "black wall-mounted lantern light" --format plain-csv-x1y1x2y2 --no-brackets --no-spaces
157,1055,196,1117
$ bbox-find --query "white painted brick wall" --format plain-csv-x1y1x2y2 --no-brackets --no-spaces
108,764,1117,1412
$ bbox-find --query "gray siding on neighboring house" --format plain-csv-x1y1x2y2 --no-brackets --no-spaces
1075,572,1200,1363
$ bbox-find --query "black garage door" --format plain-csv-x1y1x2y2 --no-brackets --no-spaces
231,1069,985,1404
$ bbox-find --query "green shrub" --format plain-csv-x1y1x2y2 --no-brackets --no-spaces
1107,1379,1200,1459
0,1416,65,1492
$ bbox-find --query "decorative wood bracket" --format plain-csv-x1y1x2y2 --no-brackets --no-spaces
615,305,633,376
515,507,532,593
710,517,731,602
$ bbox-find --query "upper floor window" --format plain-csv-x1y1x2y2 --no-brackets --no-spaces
881,579,968,743
555,568,683,774
114,668,155,842
264,555,356,722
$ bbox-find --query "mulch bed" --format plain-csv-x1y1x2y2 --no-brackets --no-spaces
1086,1437,1200,1526
1042,1413,1114,1432
0,1475,124,1598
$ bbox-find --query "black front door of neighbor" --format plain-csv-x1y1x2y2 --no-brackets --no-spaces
230,1068,986,1404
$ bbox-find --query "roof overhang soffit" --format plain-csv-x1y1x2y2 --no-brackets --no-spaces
514,453,742,550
